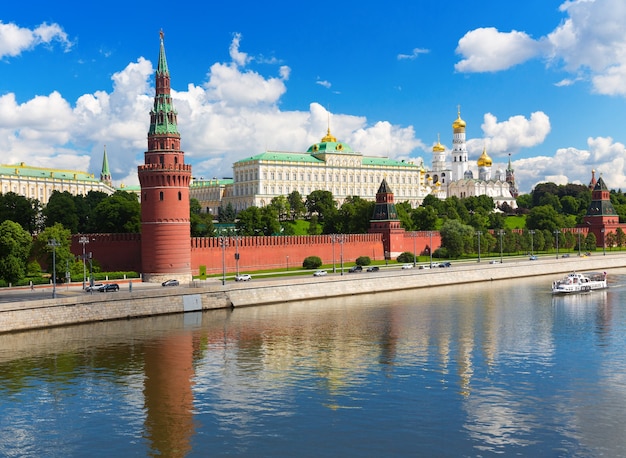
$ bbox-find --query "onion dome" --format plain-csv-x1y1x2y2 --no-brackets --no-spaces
477,147,492,167
432,134,445,152
452,107,466,131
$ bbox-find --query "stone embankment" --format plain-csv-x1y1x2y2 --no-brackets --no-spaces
2,254,626,334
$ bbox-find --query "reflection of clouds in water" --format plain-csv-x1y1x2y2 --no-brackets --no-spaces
463,387,538,451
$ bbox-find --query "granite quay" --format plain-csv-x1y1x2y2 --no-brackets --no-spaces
2,253,626,334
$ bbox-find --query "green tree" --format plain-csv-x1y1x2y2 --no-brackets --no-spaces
584,232,597,251
218,202,236,223
307,214,322,235
43,191,79,233
287,191,306,220
269,195,291,221
411,206,438,231
0,220,33,284
235,206,263,236
526,205,561,232
77,191,109,233
0,192,41,234
396,202,414,231
190,198,215,237
439,219,474,258
33,223,72,282
616,227,626,248
334,196,375,234
305,190,337,221
90,191,141,233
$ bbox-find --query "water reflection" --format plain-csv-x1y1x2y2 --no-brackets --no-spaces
0,272,626,456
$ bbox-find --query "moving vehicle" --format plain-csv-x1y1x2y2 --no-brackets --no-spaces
162,279,179,287
366,266,379,272
551,272,607,294
401,264,414,270
529,255,538,261
98,283,120,292
438,262,452,268
235,274,252,281
313,270,327,277
348,265,363,273
85,283,103,292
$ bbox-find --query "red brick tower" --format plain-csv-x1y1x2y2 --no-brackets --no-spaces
138,31,192,283
368,178,405,259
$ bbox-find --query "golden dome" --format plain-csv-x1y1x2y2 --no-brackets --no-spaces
321,127,337,143
432,133,445,152
452,106,466,130
477,147,492,167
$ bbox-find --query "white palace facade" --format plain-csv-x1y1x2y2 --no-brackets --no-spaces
193,129,434,214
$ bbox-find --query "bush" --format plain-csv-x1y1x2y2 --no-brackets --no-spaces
396,251,415,263
355,256,371,266
433,247,448,259
302,256,322,269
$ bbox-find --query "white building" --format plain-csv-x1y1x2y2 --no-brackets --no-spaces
192,129,434,212
0,149,115,204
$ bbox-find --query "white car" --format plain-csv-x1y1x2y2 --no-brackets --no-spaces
235,274,252,281
85,283,103,292
401,264,414,269
313,270,327,277
418,265,430,270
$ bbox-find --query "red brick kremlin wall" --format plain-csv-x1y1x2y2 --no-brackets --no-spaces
73,231,442,276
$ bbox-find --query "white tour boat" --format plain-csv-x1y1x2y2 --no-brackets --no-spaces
551,271,607,294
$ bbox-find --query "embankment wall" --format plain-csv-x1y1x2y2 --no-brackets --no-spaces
2,254,626,334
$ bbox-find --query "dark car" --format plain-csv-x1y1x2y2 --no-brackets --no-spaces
99,283,119,292
439,262,452,268
366,266,380,272
162,279,180,287
348,265,363,273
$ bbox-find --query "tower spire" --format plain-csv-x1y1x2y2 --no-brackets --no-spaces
100,145,112,186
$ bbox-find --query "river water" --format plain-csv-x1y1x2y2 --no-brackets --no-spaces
1,270,626,457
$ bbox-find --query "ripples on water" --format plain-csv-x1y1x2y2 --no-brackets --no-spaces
1,272,626,457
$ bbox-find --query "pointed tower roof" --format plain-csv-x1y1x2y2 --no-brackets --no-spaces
157,29,169,76
149,30,179,136
371,178,399,221
100,145,112,186
586,175,617,217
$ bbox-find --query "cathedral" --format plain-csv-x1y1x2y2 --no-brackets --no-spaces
425,108,518,209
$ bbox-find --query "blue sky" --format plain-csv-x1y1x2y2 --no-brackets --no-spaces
2,0,626,194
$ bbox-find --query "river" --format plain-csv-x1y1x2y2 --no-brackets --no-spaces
1,269,626,457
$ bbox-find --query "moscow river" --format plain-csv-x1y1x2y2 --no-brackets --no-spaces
1,269,626,457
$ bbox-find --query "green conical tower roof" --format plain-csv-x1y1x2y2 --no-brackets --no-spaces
100,145,111,185
148,30,179,136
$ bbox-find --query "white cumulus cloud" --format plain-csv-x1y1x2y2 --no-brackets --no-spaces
456,0,626,96
0,21,72,58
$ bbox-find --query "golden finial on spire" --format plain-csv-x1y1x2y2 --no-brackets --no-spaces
160,29,164,41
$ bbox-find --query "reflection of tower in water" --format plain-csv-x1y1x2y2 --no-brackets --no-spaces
143,332,195,457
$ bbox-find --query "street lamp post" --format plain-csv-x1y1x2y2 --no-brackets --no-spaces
577,229,582,257
234,235,240,277
553,230,560,259
411,231,417,267
554,230,560,259
79,235,89,290
340,235,344,276
286,255,289,271
331,235,337,273
498,230,504,263
47,238,60,299
428,231,433,268
529,230,535,256
476,231,482,263
601,228,606,256
220,236,228,286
